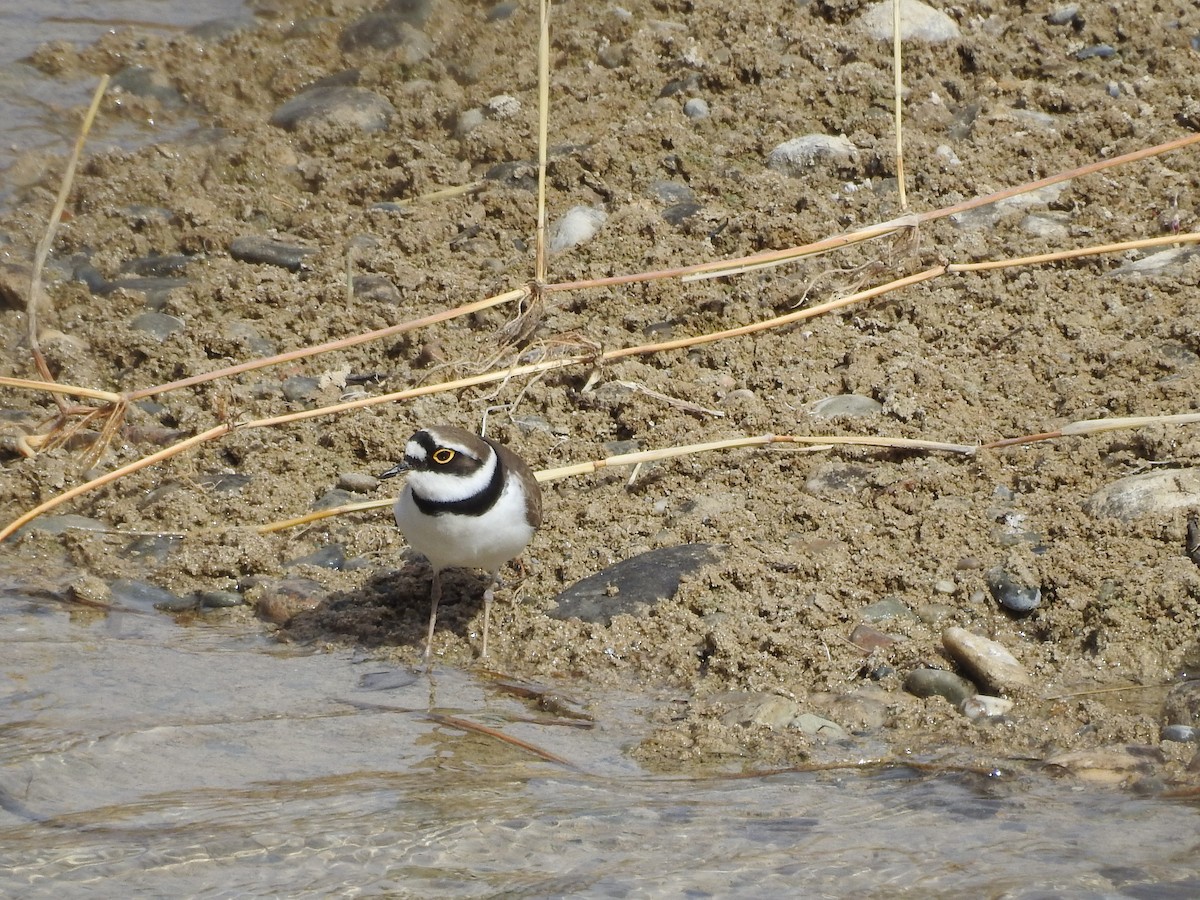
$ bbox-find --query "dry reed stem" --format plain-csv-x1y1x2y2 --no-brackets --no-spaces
892,0,906,210
27,75,109,391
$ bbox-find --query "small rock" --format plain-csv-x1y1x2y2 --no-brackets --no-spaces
352,274,402,303
904,668,977,705
340,8,432,55
849,622,897,653
1075,44,1117,61
683,98,709,119
767,134,856,175
859,596,918,622
313,488,356,511
986,565,1042,613
942,626,1034,695
650,181,695,203
1085,469,1200,521
662,201,702,226
1110,247,1200,278
484,95,521,119
791,713,847,740
1163,680,1200,727
253,577,326,624
1043,745,1163,784
230,236,316,271
111,65,184,108
124,534,181,565
131,311,185,341
1046,5,1079,25
269,86,395,133
960,694,1014,720
338,472,380,493
859,0,961,43
805,461,872,498
1161,724,1198,743
281,376,321,402
809,394,883,419
549,206,607,252
197,590,244,609
110,578,190,612
552,543,721,625
286,544,348,570
719,693,800,729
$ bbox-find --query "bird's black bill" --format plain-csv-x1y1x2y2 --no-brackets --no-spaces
378,461,410,480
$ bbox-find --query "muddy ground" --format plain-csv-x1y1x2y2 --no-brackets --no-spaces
1,0,1199,782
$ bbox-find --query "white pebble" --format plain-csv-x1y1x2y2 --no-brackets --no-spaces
859,0,961,43
683,97,709,120
767,134,856,176
549,205,608,252
485,94,521,119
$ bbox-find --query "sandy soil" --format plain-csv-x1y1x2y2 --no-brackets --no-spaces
2,0,1199,783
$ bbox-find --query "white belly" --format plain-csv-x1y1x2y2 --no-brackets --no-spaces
393,481,535,574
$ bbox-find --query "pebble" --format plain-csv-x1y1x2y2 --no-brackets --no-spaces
1110,247,1200,279
124,534,181,565
351,274,401,304
110,65,184,108
1163,680,1200,727
338,472,380,493
549,206,608,252
1046,5,1079,26
767,135,856,175
804,461,873,498
1043,745,1162,784
1176,640,1200,681
269,86,395,133
230,236,316,271
286,544,348,570
1161,724,1198,743
551,543,721,625
650,181,695,204
986,564,1042,613
1020,213,1070,242
1075,44,1117,61
859,0,961,43
791,713,847,740
859,596,918,622
942,626,1034,695
197,589,244,609
131,311,185,341
197,472,252,494
960,694,1014,720
109,578,189,612
123,254,192,277
340,8,432,56
904,668,977,705
719,693,800,729
1084,468,1200,521
950,183,1068,230
662,202,702,226
252,577,326,624
313,488,357,511
683,98,709,120
849,622,897,652
809,394,883,419
485,95,521,119
14,514,108,538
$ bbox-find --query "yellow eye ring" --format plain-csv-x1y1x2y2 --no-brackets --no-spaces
432,448,456,465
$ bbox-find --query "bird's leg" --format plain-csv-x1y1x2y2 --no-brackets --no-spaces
480,569,500,659
424,570,442,663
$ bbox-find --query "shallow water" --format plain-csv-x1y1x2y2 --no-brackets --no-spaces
2,562,1199,898
0,0,248,211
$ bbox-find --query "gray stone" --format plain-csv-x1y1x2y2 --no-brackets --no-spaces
130,311,185,341
767,135,856,175
859,0,960,42
1085,469,1200,521
338,472,380,493
270,87,395,133
230,236,316,271
942,626,1034,695
110,578,189,612
904,668,976,705
549,206,607,252
1164,680,1200,727
551,543,721,624
683,98,710,119
986,565,1042,613
809,394,883,419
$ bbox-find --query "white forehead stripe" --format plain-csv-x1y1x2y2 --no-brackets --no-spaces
404,439,427,462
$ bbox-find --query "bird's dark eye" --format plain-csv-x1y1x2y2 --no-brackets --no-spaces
432,448,456,465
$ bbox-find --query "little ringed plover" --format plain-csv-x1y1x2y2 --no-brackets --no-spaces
380,425,542,660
